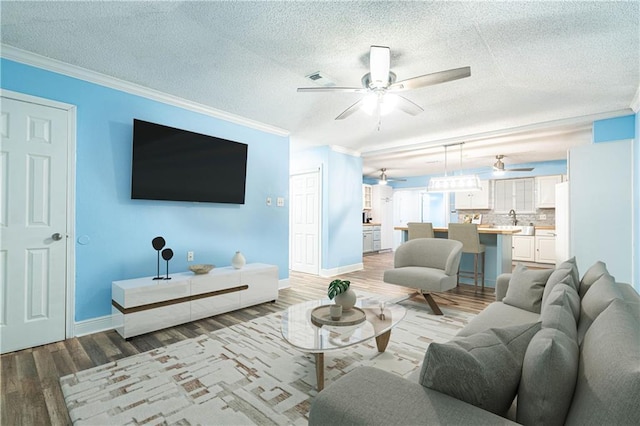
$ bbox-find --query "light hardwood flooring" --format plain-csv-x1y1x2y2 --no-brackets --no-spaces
0,251,495,425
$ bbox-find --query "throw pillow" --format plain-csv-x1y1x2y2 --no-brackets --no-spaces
503,264,553,313
419,322,541,416
541,268,575,309
576,273,618,344
578,261,608,298
517,328,579,426
565,299,640,425
543,282,580,322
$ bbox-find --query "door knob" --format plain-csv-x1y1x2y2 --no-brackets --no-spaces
52,233,64,241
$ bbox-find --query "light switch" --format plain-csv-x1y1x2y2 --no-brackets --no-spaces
266,197,272,206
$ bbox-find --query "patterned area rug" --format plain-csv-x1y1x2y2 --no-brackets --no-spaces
60,296,475,425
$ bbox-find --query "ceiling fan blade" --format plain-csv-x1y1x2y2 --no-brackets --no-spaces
369,45,390,88
388,66,471,92
508,167,535,172
297,87,367,93
335,98,365,120
396,95,424,116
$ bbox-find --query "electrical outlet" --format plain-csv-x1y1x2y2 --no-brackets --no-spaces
187,251,194,262
538,214,547,220
277,197,285,207
266,197,272,206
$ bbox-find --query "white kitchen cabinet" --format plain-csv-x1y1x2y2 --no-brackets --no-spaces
536,175,563,208
494,178,535,213
363,226,374,253
512,235,535,262
535,230,557,264
363,225,381,253
455,180,490,209
362,184,372,210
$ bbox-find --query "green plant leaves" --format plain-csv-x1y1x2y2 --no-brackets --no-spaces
327,279,350,300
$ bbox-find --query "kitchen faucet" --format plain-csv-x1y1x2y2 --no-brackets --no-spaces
508,209,518,226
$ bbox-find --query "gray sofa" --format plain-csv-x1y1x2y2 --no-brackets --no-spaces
309,259,640,425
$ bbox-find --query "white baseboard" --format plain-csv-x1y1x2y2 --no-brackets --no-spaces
320,262,364,278
278,278,290,290
73,315,113,337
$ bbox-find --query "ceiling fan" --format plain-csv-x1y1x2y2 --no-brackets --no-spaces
297,45,471,120
374,168,407,185
493,155,534,174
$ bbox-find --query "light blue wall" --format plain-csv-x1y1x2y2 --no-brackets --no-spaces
1,58,290,322
633,113,640,293
383,159,567,190
292,147,363,271
593,114,636,143
635,112,639,289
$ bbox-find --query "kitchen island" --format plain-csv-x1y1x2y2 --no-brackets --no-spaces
394,226,522,288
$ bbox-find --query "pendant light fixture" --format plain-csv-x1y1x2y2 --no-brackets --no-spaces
427,143,481,192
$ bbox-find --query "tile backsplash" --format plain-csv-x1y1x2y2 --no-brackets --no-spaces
457,208,556,227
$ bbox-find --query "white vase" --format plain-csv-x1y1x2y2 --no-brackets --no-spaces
334,288,356,311
231,251,246,269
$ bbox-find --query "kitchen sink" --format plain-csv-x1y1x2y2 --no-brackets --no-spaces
493,225,535,235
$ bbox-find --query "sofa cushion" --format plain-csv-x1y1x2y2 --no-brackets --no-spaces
543,282,580,321
420,322,541,416
576,273,618,344
539,286,578,341
541,260,579,308
309,367,518,425
565,299,640,426
578,261,608,298
503,264,553,313
457,302,540,338
517,328,579,426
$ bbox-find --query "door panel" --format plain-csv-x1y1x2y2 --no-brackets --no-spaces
290,171,320,274
1,96,69,354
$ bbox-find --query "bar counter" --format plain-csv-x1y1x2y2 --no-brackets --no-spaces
393,226,521,288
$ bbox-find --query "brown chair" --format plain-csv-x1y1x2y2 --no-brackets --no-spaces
448,223,486,291
407,222,434,240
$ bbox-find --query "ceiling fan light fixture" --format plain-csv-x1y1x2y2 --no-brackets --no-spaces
361,93,398,116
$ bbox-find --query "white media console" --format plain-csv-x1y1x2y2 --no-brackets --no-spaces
112,263,278,338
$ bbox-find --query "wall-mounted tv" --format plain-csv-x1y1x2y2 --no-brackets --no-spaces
131,119,248,204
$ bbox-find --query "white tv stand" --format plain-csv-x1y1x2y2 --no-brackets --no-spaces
112,263,278,338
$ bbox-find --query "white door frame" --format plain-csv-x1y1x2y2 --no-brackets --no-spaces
289,166,322,275
1,89,77,339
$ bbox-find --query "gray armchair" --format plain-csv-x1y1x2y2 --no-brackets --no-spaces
383,238,463,315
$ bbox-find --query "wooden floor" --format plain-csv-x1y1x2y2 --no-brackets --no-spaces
0,251,495,425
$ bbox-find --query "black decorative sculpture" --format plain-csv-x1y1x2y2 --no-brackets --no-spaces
162,248,174,280
152,236,166,280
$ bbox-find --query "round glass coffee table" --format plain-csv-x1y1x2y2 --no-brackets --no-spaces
281,297,406,390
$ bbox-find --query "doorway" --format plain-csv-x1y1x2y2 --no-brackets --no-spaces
289,168,321,275
0,90,76,354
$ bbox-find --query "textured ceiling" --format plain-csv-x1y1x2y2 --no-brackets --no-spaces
2,1,638,179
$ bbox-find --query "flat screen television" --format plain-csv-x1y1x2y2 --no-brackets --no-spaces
131,119,248,204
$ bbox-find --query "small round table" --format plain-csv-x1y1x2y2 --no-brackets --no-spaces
280,297,406,390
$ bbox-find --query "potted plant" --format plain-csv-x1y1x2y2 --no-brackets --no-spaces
328,279,356,311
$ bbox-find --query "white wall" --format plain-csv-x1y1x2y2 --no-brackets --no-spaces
569,140,633,283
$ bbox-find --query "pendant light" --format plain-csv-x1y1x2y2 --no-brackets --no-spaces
427,143,481,192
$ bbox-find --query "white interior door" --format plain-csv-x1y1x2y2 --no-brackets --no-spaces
290,170,320,274
1,94,71,354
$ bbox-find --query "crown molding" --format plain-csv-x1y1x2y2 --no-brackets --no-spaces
631,86,640,113
361,109,633,158
1,44,290,137
330,145,361,157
